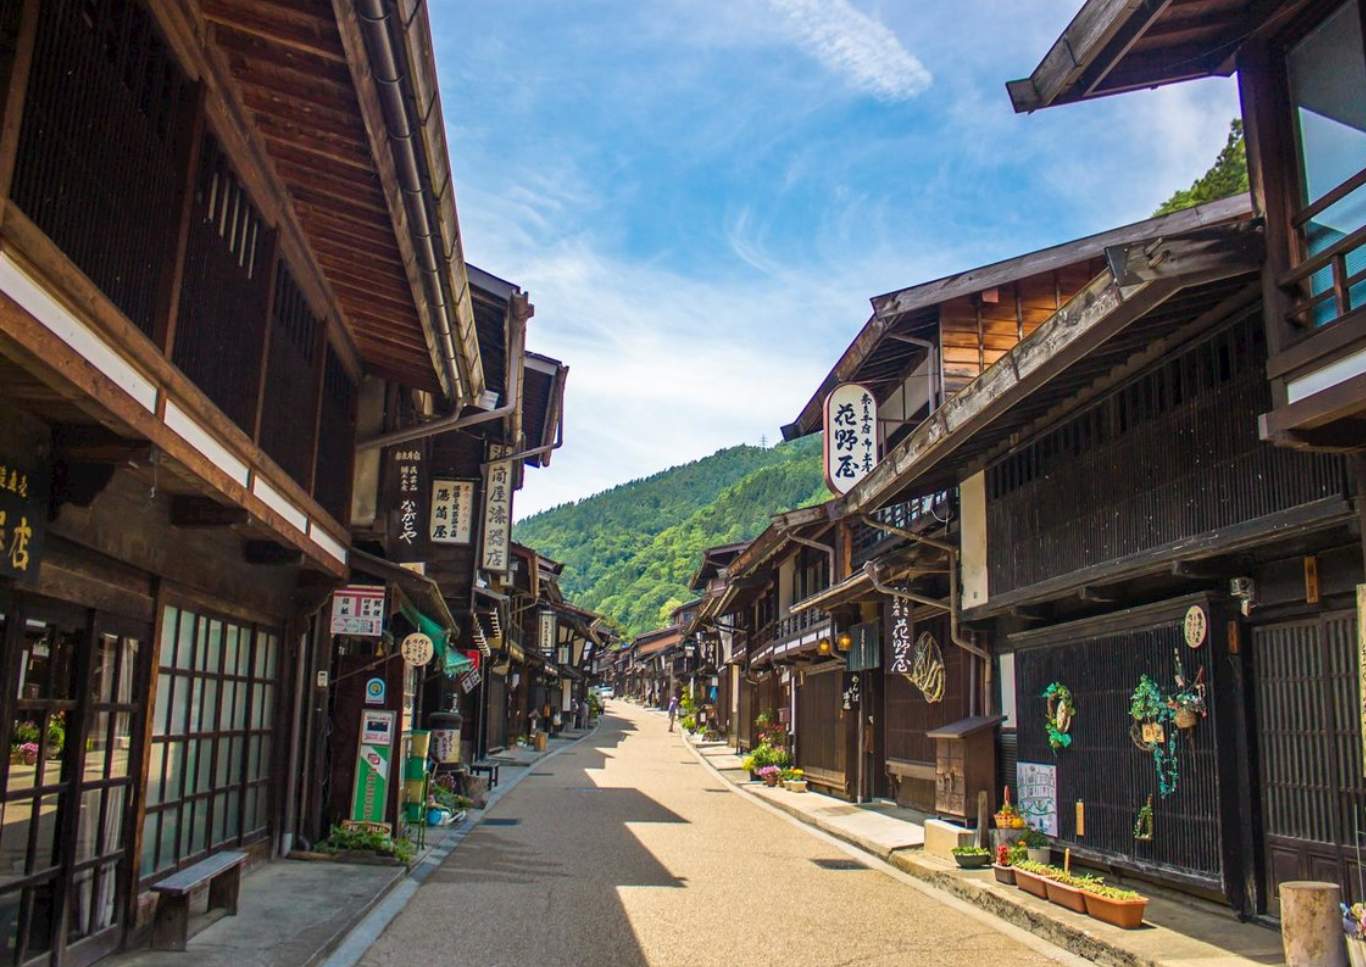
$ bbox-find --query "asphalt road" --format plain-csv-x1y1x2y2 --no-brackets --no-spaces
358,701,1071,967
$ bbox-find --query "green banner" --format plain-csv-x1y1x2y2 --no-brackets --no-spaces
351,709,396,825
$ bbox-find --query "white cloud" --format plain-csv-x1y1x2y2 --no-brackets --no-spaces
765,0,932,100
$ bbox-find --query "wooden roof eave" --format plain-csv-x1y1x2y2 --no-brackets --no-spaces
1004,0,1276,112
844,208,1263,515
784,196,1254,441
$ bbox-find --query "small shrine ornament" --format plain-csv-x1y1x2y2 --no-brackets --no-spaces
1183,605,1208,649
400,632,434,667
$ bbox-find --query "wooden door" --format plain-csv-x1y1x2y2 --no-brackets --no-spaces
1252,610,1363,914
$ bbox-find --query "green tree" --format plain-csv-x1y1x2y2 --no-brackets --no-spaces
1154,119,1249,217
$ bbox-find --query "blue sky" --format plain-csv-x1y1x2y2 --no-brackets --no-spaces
430,1,1241,519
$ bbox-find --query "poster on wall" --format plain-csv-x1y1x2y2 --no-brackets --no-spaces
1016,762,1058,836
429,478,474,544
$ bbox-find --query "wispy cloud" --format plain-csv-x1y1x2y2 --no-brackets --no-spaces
765,0,932,100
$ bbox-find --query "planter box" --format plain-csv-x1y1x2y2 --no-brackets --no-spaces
1083,892,1148,929
784,780,808,793
953,853,992,869
992,863,1016,885
1045,879,1088,914
1014,868,1050,899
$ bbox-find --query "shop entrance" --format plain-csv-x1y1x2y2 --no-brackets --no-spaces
1,593,150,967
1251,610,1363,916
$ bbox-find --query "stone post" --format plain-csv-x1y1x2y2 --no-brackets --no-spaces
1280,881,1346,967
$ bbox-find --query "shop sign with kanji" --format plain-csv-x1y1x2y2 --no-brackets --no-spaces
0,455,46,584
331,585,386,637
390,447,425,555
429,478,474,544
822,382,877,495
481,458,512,572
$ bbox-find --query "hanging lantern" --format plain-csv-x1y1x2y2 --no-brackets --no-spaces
817,637,832,656
836,631,853,652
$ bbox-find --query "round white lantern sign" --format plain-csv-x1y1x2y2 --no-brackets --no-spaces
400,632,434,667
1183,605,1207,649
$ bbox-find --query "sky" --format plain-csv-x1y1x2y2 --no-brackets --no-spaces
429,1,1242,520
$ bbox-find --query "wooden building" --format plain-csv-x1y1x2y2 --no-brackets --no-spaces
0,0,576,962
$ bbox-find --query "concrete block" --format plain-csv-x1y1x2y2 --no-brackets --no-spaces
923,818,973,860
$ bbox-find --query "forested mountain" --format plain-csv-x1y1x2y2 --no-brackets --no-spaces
514,434,826,637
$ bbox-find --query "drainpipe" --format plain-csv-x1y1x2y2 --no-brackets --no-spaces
885,332,942,411
860,517,993,718
481,400,564,466
355,0,470,404
784,529,836,583
355,293,530,452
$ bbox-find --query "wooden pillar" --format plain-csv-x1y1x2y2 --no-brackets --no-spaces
249,239,283,445
126,580,168,931
0,0,40,222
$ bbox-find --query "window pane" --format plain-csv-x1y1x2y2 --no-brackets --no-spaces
116,637,139,703
213,792,229,846
92,634,118,703
191,800,208,855
252,684,264,729
216,737,231,789
184,742,198,797
0,801,33,886
175,612,196,670
33,795,60,872
246,735,259,781
103,786,126,855
140,813,158,878
154,673,172,737
201,679,218,732
159,608,178,669
145,743,165,807
197,621,215,672
229,737,243,784
84,710,109,782
163,740,185,803
205,621,223,675
223,627,240,677
110,712,132,779
260,684,273,729
189,679,204,734
157,810,178,871
75,788,102,864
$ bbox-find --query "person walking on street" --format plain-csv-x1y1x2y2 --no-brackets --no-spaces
667,693,679,732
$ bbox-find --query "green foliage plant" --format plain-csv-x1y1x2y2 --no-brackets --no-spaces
951,846,991,857
1154,119,1249,217
318,824,415,865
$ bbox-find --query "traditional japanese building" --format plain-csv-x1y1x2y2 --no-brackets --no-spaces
0,0,501,961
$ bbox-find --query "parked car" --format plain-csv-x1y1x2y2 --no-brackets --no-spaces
596,685,615,699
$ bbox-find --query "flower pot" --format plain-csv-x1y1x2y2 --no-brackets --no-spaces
992,863,1016,885
1013,867,1049,898
953,853,992,869
785,780,808,793
763,775,779,787
1045,879,1088,914
1083,892,1148,929
1026,846,1051,865
1174,708,1198,730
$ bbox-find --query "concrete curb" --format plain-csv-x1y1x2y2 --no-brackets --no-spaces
680,736,1155,967
319,721,603,967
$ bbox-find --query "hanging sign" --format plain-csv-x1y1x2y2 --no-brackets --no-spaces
1183,605,1207,648
350,709,395,826
1016,762,1058,836
400,632,434,667
331,585,386,637
823,382,877,495
393,448,423,549
460,669,481,694
0,454,47,585
888,597,911,674
480,458,512,572
429,478,474,545
364,676,386,705
539,610,557,655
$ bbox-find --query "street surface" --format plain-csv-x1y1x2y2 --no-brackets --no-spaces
359,702,1070,967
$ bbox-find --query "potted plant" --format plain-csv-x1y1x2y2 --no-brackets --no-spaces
1011,859,1055,899
993,787,1028,846
951,846,992,869
1020,827,1051,864
1084,884,1149,929
992,844,1015,885
758,765,782,787
781,768,807,792
1045,870,1099,914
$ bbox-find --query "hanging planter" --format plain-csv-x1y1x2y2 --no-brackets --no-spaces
1042,683,1076,751
1133,795,1154,843
1168,652,1207,732
1129,675,1180,796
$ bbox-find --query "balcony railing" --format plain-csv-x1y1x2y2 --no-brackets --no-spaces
1283,164,1366,331
852,488,956,568
754,607,831,652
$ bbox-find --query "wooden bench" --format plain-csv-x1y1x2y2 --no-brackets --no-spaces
150,850,247,951
469,760,500,788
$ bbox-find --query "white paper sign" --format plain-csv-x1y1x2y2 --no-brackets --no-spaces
331,586,386,637
430,478,474,544
1017,762,1058,836
823,382,877,494
539,610,557,654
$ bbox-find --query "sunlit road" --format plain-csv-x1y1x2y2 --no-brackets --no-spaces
358,701,1069,967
